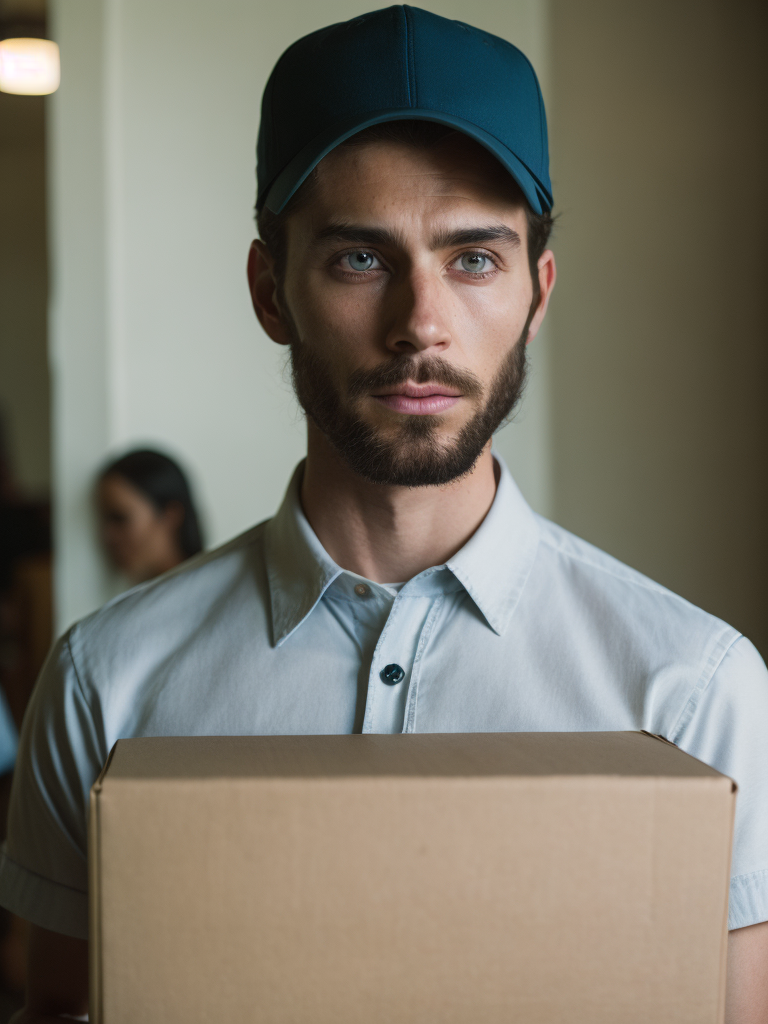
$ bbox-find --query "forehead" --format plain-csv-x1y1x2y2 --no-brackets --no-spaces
300,133,526,230
99,473,146,506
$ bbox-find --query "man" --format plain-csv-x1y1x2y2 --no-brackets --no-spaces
2,7,767,1021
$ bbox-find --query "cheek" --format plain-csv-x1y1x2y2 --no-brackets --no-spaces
453,280,532,373
104,517,132,545
290,271,379,339
286,272,384,378
119,510,160,552
110,523,141,557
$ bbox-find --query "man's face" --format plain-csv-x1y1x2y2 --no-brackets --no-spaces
274,133,551,487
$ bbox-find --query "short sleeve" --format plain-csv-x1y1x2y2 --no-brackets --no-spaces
672,635,768,930
0,630,107,939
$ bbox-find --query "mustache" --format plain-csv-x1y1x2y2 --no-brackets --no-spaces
346,357,483,400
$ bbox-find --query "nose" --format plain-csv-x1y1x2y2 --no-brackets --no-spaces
384,268,453,356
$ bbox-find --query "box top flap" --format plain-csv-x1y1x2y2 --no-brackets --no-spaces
99,732,730,784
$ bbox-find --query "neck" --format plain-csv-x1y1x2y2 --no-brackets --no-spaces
300,423,498,583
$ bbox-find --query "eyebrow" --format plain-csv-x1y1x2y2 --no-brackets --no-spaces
431,225,522,250
313,223,522,251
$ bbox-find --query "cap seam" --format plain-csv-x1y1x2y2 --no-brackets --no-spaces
404,5,417,108
401,6,412,107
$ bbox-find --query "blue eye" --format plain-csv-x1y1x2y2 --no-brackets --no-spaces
342,251,378,272
459,252,491,274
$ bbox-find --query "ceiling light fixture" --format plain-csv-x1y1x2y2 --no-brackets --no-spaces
0,36,60,95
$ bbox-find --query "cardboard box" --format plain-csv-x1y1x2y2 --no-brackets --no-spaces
89,731,735,1023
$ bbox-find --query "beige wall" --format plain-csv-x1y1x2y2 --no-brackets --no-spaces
549,0,768,655
0,91,50,497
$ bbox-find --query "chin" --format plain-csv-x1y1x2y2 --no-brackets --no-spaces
337,421,489,488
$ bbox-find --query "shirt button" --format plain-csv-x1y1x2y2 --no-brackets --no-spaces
354,583,370,597
380,663,405,685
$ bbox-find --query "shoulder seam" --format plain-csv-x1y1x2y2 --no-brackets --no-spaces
537,524,672,598
64,629,90,705
669,631,744,744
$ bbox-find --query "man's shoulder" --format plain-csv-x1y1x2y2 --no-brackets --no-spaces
532,513,740,652
535,514,680,594
68,520,271,682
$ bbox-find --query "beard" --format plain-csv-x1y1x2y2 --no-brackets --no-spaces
288,314,531,488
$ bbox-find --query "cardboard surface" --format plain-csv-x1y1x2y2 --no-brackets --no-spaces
89,732,735,1023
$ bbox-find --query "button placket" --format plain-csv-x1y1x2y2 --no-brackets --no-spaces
363,590,441,734
402,593,444,733
361,595,406,734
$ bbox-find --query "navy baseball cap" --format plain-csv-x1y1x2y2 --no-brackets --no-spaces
256,5,553,216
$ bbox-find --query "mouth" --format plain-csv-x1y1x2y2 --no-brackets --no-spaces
371,382,462,416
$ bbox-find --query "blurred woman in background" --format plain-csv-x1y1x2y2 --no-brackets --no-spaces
0,450,204,1006
96,449,204,584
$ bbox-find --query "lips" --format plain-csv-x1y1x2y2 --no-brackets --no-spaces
372,382,462,415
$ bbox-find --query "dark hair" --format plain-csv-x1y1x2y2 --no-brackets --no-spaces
100,449,204,559
257,120,554,304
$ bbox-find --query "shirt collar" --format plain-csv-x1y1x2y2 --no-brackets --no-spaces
444,455,540,635
263,455,539,646
264,462,342,647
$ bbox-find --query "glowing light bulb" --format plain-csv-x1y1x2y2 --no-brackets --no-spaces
0,38,60,95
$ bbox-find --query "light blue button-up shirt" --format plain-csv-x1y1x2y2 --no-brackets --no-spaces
1,457,767,939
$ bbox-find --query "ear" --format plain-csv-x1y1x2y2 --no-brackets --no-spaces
525,249,557,345
247,239,292,346
161,500,185,532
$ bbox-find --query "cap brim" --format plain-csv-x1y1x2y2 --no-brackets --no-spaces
260,108,553,216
